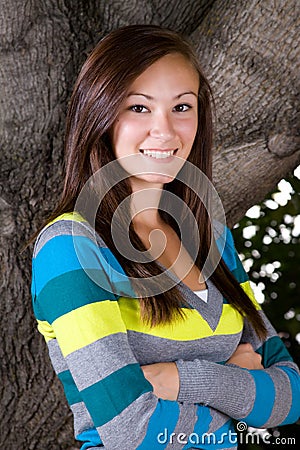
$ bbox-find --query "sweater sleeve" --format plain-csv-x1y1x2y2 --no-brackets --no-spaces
175,226,300,429
32,219,213,450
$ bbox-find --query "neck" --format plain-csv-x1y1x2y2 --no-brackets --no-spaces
130,185,164,228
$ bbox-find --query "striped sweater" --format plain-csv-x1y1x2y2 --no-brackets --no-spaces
31,213,300,449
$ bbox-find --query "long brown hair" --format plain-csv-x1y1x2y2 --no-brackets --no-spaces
45,25,266,339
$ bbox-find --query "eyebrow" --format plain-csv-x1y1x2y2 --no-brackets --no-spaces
127,91,198,100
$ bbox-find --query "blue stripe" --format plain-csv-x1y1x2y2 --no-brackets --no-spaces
95,247,136,296
34,234,135,298
137,400,179,449
231,254,249,283
57,370,82,405
216,226,237,273
182,404,212,449
34,235,109,295
35,269,118,322
242,370,275,427
206,419,237,449
100,247,127,275
256,335,293,367
181,408,237,449
277,366,300,425
77,429,103,449
82,363,152,427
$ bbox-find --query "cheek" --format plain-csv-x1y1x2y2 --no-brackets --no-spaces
177,118,198,143
113,118,146,148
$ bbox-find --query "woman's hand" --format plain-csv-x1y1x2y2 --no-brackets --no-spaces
227,343,263,370
141,362,179,400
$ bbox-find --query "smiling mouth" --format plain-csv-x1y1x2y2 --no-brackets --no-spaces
139,149,178,159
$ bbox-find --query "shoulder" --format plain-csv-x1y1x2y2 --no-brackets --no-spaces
32,212,132,298
33,212,106,259
32,212,109,278
32,212,109,299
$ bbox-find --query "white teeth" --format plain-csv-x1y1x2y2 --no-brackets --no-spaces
142,150,175,159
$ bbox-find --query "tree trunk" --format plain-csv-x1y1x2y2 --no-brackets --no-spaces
0,0,299,448
191,0,300,225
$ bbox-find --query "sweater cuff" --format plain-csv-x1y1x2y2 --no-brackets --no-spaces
175,359,255,418
175,359,210,404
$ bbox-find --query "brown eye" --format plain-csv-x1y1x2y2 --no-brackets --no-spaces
130,105,148,113
173,104,191,112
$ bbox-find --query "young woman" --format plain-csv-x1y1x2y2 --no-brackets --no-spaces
31,25,300,449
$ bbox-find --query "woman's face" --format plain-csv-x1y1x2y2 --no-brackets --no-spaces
112,52,199,190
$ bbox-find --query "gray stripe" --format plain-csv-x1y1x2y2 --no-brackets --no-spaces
127,330,242,366
263,366,292,427
98,391,158,450
208,409,231,433
165,403,198,450
220,448,236,450
34,218,106,257
260,311,278,336
241,313,277,350
47,338,68,374
274,359,300,372
70,401,94,437
65,333,137,391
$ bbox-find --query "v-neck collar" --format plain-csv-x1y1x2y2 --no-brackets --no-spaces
158,263,224,332
94,230,224,332
180,278,224,331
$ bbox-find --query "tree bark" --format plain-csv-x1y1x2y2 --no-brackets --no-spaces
0,0,299,448
191,0,300,225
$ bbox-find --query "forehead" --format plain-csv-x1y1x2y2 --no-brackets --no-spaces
128,53,199,93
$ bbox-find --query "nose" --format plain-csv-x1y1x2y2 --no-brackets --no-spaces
149,112,176,141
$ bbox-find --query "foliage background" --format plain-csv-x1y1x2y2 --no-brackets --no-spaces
233,167,300,449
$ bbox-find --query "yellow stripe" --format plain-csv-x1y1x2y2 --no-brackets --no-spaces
44,293,246,355
240,281,261,310
46,211,87,229
52,300,127,357
118,297,243,340
37,319,56,343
